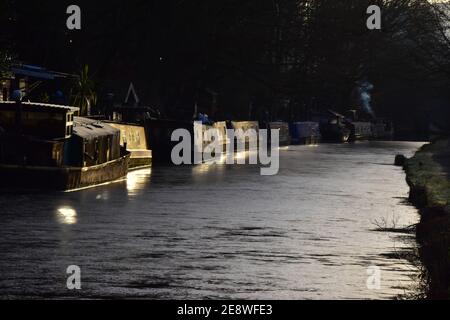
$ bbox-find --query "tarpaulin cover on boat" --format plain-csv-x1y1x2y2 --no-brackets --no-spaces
64,117,121,167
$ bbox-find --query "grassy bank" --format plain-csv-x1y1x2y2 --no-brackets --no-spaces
404,139,450,299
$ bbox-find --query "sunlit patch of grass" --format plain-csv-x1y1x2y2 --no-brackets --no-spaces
404,138,450,299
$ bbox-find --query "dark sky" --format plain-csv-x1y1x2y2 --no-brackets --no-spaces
1,1,449,133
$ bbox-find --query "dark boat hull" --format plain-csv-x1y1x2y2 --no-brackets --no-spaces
0,152,130,191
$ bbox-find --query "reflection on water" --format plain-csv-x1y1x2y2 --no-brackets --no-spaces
126,168,152,196
234,150,252,163
0,141,425,299
56,206,77,225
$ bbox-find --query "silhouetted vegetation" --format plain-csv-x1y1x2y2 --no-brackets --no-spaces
1,0,449,135
70,65,97,115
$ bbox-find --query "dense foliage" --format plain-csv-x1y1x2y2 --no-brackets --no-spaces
1,0,449,125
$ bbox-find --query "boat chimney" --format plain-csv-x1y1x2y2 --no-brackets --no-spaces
12,90,23,134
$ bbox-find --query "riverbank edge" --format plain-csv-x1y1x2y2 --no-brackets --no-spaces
404,138,450,299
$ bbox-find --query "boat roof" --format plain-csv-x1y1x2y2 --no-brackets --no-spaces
10,64,75,80
73,117,119,139
0,101,79,113
327,109,346,118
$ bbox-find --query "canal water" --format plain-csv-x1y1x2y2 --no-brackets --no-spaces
0,141,424,299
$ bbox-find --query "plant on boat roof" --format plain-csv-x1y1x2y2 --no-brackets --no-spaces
0,50,14,79
70,64,97,116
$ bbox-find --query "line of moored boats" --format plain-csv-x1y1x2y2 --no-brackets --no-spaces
0,100,393,191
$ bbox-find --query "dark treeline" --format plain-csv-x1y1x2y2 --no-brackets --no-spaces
1,0,449,135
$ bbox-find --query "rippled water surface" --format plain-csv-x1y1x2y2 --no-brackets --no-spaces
0,141,425,299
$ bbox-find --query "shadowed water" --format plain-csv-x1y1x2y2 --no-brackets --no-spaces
0,141,424,299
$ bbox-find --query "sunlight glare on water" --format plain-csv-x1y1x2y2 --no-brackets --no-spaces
0,141,425,299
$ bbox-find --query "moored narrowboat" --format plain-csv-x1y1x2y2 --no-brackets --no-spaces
320,110,351,143
267,122,291,146
230,121,259,151
289,122,321,145
347,122,373,141
104,121,152,169
371,119,394,140
0,101,130,191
